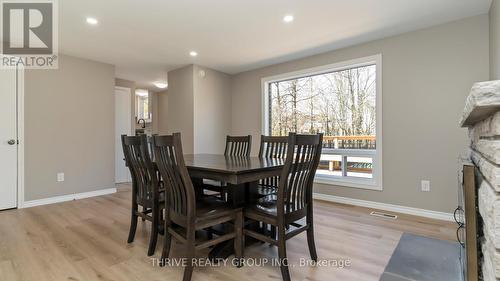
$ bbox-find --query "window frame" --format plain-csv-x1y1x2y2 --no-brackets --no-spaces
261,54,383,191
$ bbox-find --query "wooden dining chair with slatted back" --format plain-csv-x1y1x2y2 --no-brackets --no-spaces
256,135,289,239
139,134,160,221
243,133,323,281
121,134,165,256
202,135,252,199
147,134,163,190
153,133,244,281
257,135,288,196
224,135,252,156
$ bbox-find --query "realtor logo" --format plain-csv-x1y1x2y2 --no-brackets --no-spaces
1,0,58,69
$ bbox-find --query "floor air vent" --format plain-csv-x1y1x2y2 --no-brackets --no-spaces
370,211,398,220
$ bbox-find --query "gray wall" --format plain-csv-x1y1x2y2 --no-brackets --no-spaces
193,66,232,154
25,55,115,201
230,15,490,213
151,91,159,134
166,65,195,153
157,89,169,134
164,65,232,154
491,0,500,80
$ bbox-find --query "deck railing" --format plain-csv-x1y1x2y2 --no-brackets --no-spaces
317,135,376,177
322,135,376,149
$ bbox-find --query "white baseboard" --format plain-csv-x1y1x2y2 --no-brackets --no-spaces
313,193,454,222
20,188,452,221
22,188,117,208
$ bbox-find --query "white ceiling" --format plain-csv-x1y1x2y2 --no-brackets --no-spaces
57,0,492,90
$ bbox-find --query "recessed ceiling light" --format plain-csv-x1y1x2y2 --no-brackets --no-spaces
283,15,294,23
86,17,98,25
154,82,168,89
189,51,198,57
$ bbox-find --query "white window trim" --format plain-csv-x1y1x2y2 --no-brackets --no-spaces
261,54,383,191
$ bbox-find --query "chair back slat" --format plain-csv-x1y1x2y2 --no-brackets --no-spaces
146,134,158,162
121,135,158,205
259,135,288,158
278,133,323,215
259,135,288,187
224,135,252,157
153,133,196,218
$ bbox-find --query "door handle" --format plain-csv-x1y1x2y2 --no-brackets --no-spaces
7,139,16,145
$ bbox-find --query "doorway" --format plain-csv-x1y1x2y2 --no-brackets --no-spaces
0,67,19,210
115,86,132,183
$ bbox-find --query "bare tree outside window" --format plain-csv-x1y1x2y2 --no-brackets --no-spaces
269,64,377,179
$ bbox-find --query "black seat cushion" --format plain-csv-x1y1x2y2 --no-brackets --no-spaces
247,194,278,216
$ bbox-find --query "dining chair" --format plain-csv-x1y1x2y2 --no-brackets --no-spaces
256,135,288,196
256,135,289,239
224,135,252,157
203,135,253,199
243,133,323,281
153,133,244,281
121,134,165,256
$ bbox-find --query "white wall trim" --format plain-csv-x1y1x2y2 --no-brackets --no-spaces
16,64,25,209
22,188,117,208
114,86,133,183
313,193,454,222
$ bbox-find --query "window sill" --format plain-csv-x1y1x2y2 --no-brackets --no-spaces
314,176,383,191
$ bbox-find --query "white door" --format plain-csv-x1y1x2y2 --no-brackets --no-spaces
0,68,18,210
115,87,132,183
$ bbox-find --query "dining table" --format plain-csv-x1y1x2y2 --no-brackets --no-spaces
182,154,285,259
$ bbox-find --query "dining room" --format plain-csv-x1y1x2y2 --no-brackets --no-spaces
1,1,499,281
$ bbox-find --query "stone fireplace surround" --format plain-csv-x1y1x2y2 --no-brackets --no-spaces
460,80,500,281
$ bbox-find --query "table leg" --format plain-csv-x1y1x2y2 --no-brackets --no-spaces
191,177,204,200
227,183,246,207
208,181,264,260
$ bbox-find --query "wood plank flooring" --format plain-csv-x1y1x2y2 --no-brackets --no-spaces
0,183,456,281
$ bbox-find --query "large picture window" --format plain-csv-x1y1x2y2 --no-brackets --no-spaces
262,55,382,190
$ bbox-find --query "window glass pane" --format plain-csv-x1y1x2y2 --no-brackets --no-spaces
346,156,373,179
268,63,378,184
269,64,376,149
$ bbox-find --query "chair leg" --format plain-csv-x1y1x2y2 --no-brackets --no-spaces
183,230,196,281
161,210,172,265
142,207,147,221
234,211,244,267
157,208,165,235
306,222,318,262
270,225,276,246
147,206,159,256
127,205,138,243
277,226,291,281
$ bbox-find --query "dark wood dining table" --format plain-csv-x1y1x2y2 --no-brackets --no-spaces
182,154,285,259
184,154,284,204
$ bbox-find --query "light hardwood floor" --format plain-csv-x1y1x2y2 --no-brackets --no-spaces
0,184,456,281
